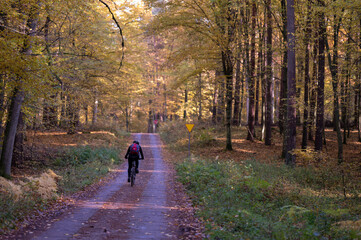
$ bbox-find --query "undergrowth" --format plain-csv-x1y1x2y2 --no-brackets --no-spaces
159,120,216,149
176,158,361,239
0,145,122,234
54,146,121,193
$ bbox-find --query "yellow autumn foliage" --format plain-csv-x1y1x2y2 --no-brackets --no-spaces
0,177,23,200
0,169,61,201
334,219,361,231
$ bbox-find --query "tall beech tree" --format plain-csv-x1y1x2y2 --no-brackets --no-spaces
301,0,312,150
325,3,343,163
0,3,39,178
285,0,296,165
265,0,272,146
247,0,256,141
315,0,326,151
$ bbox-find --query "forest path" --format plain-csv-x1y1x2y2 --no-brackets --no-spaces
30,133,178,240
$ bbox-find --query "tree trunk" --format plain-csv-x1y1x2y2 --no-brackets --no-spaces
0,88,24,178
184,88,188,119
84,105,88,125
359,81,361,142
148,99,153,133
0,5,38,177
258,22,265,128
315,5,326,151
301,1,312,150
0,75,6,137
59,83,66,128
198,73,202,120
233,52,241,126
265,0,273,146
217,72,225,124
222,50,233,151
325,12,343,162
92,89,98,127
357,20,361,142
125,106,129,132
164,83,167,122
13,111,25,167
279,0,288,135
255,68,259,126
280,0,288,158
309,33,318,141
212,74,219,124
247,0,256,140
240,66,245,126
285,0,297,165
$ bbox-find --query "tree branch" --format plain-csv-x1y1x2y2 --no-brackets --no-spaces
98,0,125,68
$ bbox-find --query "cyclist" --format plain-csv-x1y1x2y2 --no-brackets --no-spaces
124,140,144,182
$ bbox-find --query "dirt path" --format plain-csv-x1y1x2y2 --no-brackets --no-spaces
24,133,185,240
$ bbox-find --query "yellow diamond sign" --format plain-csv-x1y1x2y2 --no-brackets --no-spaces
186,124,194,133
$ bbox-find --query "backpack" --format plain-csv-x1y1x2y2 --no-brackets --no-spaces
129,143,140,156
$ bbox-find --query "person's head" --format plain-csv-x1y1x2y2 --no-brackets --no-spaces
133,140,139,145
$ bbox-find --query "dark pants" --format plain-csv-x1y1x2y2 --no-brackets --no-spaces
128,158,139,178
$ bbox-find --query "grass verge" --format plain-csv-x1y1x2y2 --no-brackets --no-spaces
176,158,361,239
53,146,122,194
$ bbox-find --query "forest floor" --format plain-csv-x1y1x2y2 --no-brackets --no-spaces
4,132,204,239
196,126,361,181
2,125,360,239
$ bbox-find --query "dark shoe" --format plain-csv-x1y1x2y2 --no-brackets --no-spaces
127,178,130,182
135,169,139,173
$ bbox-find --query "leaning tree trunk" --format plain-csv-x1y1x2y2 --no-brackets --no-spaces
0,6,38,178
315,4,326,151
13,110,25,167
285,0,297,165
0,75,6,137
0,88,24,178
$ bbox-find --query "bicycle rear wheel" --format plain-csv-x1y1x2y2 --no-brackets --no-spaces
130,165,136,187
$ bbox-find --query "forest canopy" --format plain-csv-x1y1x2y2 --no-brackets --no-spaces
1,0,361,177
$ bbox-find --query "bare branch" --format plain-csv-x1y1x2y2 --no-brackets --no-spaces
98,0,125,68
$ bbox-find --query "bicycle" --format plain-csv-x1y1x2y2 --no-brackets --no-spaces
130,159,136,187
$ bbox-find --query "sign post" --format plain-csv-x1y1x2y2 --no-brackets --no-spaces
185,124,194,160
